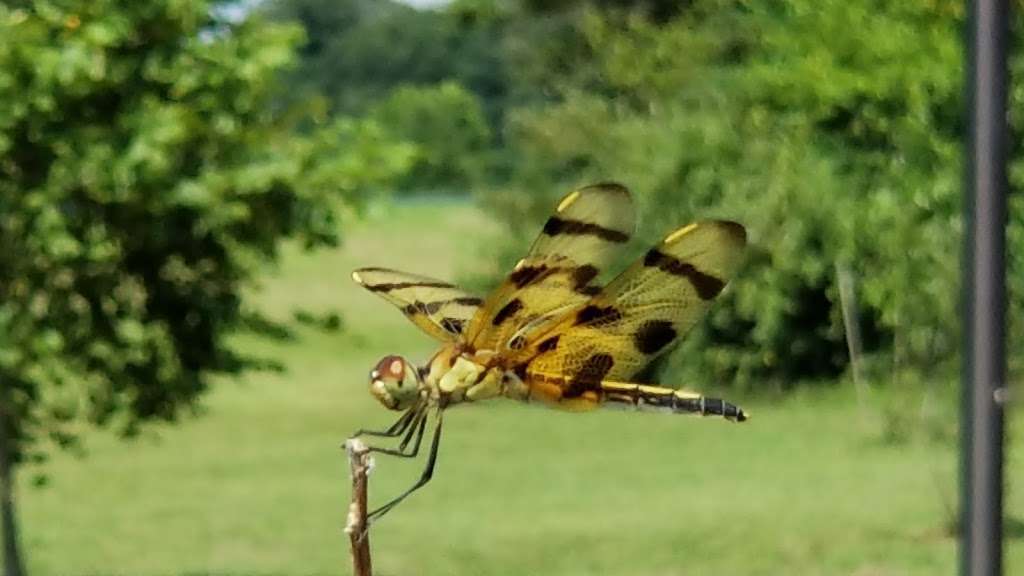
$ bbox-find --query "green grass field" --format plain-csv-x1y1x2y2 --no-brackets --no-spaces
19,200,1023,576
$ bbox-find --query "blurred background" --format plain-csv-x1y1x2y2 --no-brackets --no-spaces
1,0,1022,574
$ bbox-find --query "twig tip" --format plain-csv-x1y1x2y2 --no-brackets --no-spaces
345,437,368,455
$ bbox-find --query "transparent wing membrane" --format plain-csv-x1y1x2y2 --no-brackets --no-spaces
521,220,747,398
464,182,636,352
351,267,482,342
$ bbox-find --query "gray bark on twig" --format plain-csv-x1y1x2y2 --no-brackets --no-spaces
345,439,373,576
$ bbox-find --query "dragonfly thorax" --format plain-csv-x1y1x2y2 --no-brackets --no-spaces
421,345,513,405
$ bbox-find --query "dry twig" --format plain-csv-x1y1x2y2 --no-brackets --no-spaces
344,438,373,576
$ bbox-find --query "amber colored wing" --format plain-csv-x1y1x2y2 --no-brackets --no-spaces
463,182,635,353
517,220,747,399
351,267,482,342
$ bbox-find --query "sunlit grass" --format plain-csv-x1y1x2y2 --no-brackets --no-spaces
20,199,1024,575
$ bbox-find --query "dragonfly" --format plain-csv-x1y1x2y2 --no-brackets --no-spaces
350,182,748,522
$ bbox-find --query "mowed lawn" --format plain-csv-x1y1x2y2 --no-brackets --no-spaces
20,199,1024,576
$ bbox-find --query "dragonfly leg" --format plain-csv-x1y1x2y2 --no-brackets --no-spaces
352,405,418,438
366,408,429,458
366,410,443,524
397,408,428,453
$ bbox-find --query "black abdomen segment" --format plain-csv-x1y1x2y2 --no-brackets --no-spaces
672,395,747,422
599,382,748,422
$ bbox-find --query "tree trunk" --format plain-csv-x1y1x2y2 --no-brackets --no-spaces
0,408,26,576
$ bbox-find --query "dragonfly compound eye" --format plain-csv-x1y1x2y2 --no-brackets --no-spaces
368,355,420,411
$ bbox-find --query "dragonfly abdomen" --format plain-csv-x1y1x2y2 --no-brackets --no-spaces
598,381,748,422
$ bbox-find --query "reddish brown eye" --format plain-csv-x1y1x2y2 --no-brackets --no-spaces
374,355,404,380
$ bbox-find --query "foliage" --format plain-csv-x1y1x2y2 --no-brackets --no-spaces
517,0,689,23
265,0,509,122
0,0,413,466
482,0,1024,388
368,82,492,191
265,0,509,193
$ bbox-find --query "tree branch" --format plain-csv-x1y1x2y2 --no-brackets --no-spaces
0,399,26,576
344,439,373,576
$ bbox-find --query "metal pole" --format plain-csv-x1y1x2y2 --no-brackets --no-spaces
962,0,1009,574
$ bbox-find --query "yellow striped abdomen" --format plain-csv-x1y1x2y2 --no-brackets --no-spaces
522,373,748,422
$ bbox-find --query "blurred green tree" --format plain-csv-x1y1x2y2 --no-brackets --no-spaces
518,0,687,23
265,0,509,123
369,82,492,191
0,2,413,574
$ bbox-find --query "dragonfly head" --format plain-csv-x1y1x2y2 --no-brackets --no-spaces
369,355,421,411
